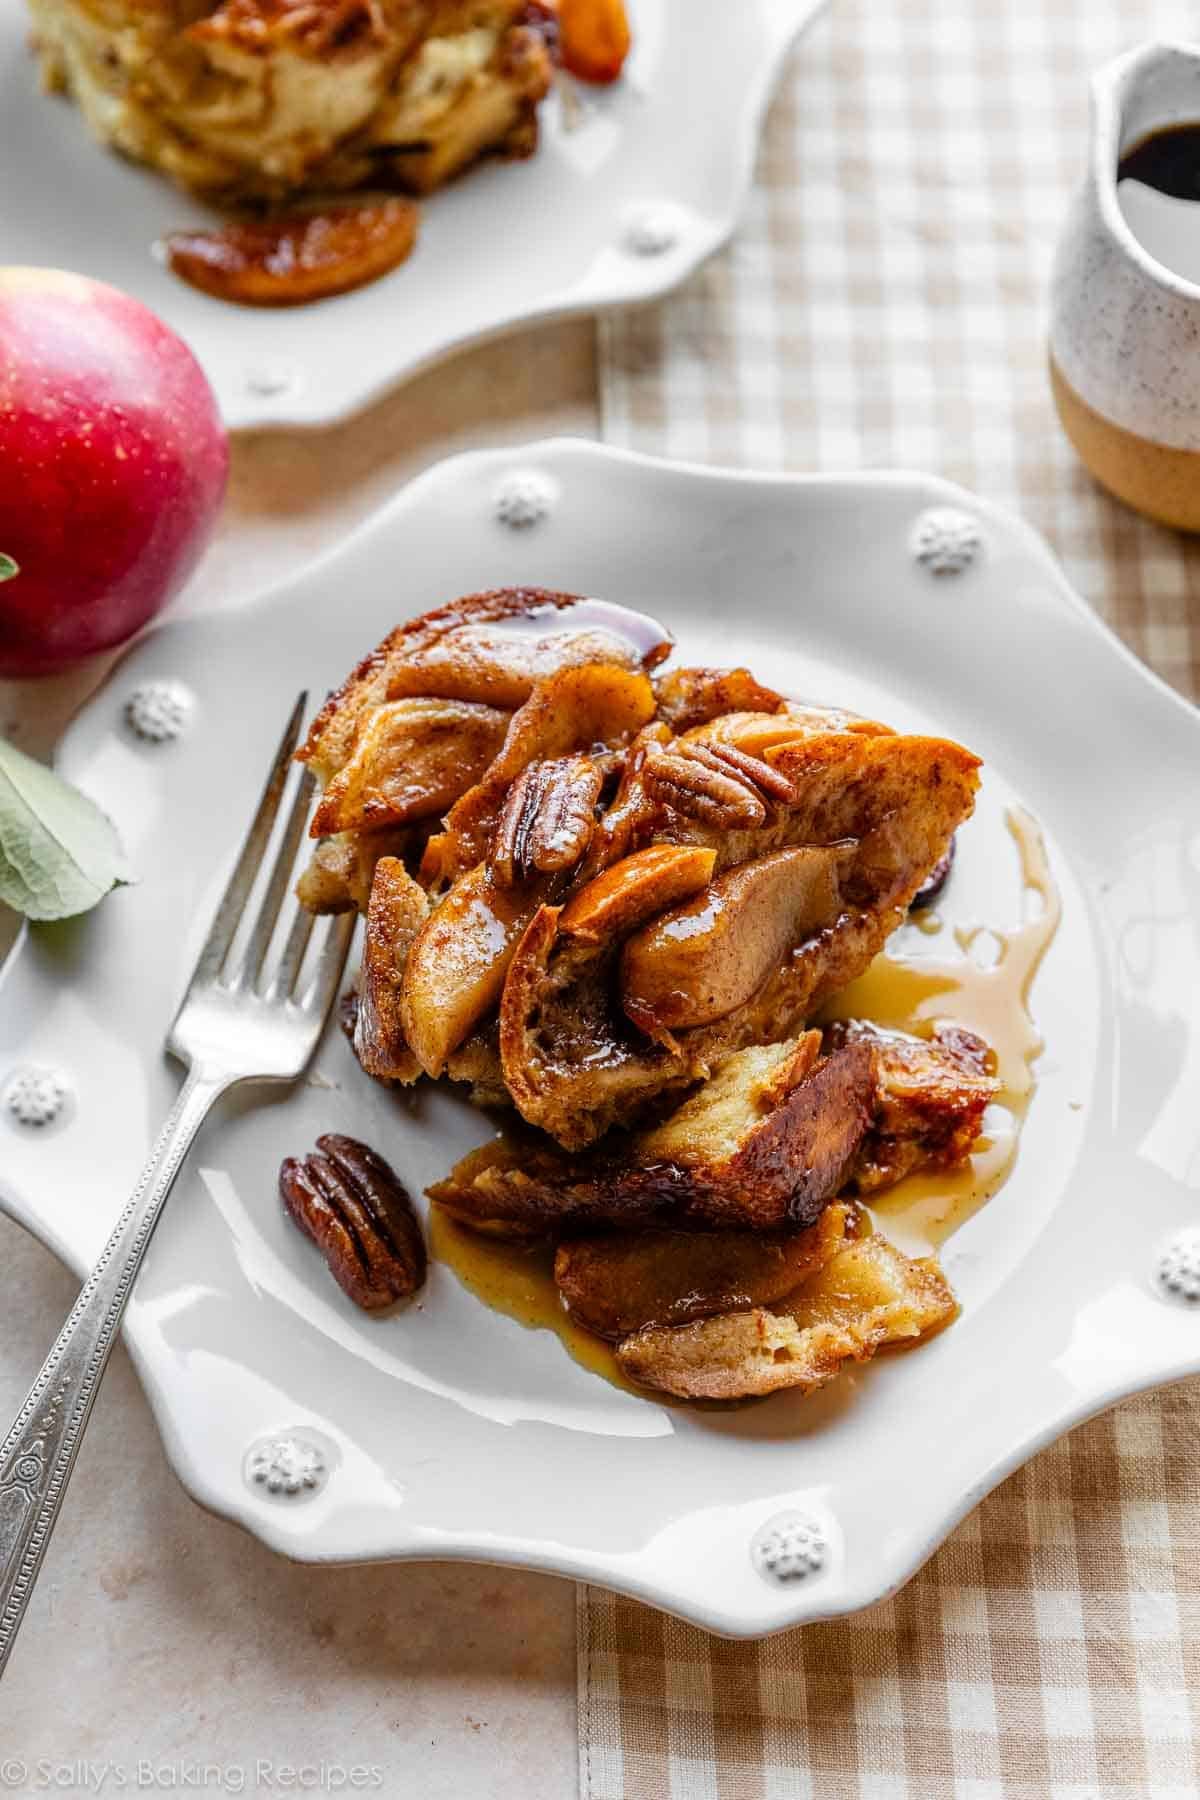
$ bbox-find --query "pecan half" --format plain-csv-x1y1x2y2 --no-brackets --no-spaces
686,739,798,807
490,754,602,887
280,1133,425,1310
642,743,762,827
641,737,797,830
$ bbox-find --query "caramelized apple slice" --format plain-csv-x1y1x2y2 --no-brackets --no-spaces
382,599,670,709
486,663,656,787
400,863,543,1077
621,845,852,1035
558,0,631,82
298,589,670,786
354,857,428,1082
164,198,420,307
558,844,716,940
311,697,511,837
686,705,891,759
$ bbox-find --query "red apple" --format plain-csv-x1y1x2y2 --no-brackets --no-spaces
0,268,228,676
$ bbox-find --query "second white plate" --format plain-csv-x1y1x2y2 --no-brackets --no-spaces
0,0,825,427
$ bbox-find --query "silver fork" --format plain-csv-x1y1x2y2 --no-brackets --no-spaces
0,694,354,1678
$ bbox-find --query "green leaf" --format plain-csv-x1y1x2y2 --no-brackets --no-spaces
0,740,134,921
0,555,18,582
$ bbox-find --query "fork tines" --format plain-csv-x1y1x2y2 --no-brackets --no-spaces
185,694,350,1007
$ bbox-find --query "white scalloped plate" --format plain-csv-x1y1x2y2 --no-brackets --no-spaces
0,0,825,428
2,441,1198,1637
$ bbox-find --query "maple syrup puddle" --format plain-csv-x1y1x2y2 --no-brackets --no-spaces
430,806,1060,1376
428,1210,634,1389
820,805,1060,1249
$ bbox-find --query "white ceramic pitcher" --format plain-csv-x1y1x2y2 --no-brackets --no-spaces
1050,41,1200,530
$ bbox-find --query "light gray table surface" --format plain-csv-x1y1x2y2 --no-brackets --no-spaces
0,319,599,1796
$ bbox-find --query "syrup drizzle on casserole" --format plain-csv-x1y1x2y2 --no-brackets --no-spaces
431,808,1060,1382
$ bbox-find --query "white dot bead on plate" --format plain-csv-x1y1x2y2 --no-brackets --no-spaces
1155,1230,1200,1305
4,1067,70,1129
493,468,559,529
125,680,193,744
750,1511,828,1585
909,506,982,575
621,202,688,257
244,359,299,398
245,1433,329,1500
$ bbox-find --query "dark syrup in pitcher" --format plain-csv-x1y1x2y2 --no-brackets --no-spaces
1118,123,1200,200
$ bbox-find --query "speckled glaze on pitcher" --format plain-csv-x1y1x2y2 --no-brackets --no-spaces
1050,42,1200,531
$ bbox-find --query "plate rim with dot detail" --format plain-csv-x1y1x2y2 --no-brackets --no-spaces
0,0,830,429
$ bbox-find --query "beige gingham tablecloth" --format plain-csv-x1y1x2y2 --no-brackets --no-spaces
583,1,1200,1793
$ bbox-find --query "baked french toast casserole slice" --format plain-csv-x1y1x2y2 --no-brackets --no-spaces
27,0,555,201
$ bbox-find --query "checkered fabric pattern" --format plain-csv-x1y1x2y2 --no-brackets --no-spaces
580,1386,1200,1798
600,0,1200,698
583,1,1200,1792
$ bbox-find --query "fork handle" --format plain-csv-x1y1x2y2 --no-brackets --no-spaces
0,1066,227,1678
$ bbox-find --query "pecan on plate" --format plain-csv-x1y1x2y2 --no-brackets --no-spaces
642,738,797,830
280,1133,425,1310
490,754,603,887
